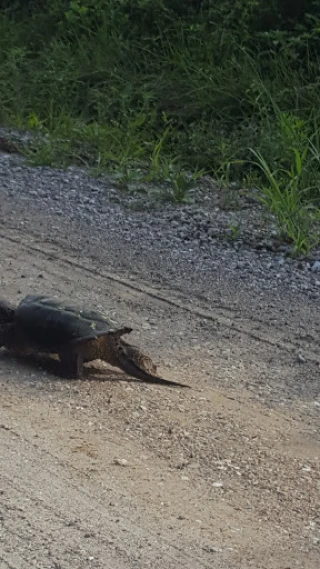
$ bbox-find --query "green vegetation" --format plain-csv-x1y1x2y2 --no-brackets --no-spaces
1,0,320,252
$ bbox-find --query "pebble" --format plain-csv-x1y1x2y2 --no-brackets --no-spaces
203,546,223,553
311,261,320,272
114,458,129,467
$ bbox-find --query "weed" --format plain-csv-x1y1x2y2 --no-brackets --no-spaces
164,168,204,204
250,147,320,255
226,222,241,240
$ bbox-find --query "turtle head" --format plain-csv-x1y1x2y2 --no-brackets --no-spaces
119,340,158,376
111,339,189,387
98,336,158,376
85,331,189,388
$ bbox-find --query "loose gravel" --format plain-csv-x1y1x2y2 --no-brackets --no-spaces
0,142,320,310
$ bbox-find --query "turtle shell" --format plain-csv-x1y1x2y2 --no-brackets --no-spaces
15,294,119,353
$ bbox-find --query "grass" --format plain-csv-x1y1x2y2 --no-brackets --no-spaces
250,147,320,255
0,2,320,253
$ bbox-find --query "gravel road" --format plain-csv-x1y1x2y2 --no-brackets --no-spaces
0,147,319,569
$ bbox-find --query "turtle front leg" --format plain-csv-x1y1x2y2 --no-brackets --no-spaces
59,346,84,379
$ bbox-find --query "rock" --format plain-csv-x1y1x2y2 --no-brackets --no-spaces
207,227,216,238
212,481,223,488
114,458,129,467
311,261,320,272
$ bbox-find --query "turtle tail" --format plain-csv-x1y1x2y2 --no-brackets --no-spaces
114,341,190,388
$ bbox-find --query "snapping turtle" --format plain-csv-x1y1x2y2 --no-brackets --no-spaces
0,294,188,388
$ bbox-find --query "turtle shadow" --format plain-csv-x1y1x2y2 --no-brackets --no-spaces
0,350,143,385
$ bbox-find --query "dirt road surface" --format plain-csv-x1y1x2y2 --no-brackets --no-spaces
0,174,320,568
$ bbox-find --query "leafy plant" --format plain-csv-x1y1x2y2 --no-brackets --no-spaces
226,221,242,240
250,147,320,255
164,168,204,204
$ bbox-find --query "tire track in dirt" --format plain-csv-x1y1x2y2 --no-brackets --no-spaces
0,229,320,569
0,394,226,569
1,229,320,367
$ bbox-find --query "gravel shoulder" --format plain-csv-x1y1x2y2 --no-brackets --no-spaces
0,150,319,568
